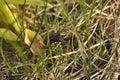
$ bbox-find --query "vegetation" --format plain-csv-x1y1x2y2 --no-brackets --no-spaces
0,0,120,80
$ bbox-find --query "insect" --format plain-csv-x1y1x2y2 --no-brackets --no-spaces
45,33,65,44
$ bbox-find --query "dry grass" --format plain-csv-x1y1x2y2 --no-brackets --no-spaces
0,0,120,80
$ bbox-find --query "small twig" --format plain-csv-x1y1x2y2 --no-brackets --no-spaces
48,39,109,59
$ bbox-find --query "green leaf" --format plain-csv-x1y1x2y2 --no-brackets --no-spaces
0,28,19,41
0,1,21,36
1,0,52,7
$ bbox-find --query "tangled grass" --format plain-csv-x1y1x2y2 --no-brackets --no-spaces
0,0,120,80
